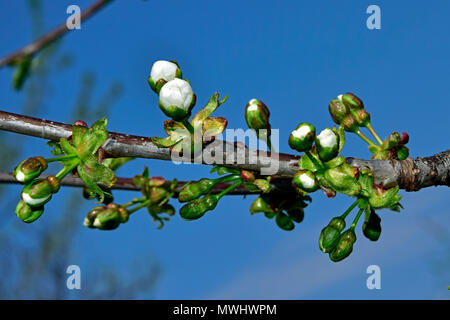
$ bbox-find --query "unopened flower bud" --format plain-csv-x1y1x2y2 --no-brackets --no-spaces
315,128,339,162
178,178,216,203
21,176,60,208
340,92,364,111
340,115,359,133
329,229,356,262
400,132,409,145
179,194,219,221
148,60,182,93
158,78,196,121
293,170,319,193
397,146,409,160
89,203,129,230
319,217,346,253
240,170,255,182
328,99,349,125
245,99,271,134
363,210,382,241
249,196,273,215
388,132,401,149
13,156,48,183
288,123,316,153
15,200,44,223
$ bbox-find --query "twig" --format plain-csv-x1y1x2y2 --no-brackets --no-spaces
0,172,293,196
0,0,112,68
0,110,449,191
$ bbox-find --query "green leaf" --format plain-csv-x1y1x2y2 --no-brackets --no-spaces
298,151,322,172
191,93,228,129
59,138,77,155
102,157,134,171
202,116,227,138
324,155,345,169
72,124,88,148
324,165,361,196
76,118,108,160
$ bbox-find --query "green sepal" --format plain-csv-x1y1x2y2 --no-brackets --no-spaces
323,155,345,169
335,126,346,153
298,150,322,172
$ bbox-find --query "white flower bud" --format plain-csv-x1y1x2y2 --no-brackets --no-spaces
148,60,182,93
158,78,195,121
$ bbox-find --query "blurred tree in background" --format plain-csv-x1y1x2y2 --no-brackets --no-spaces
0,0,160,299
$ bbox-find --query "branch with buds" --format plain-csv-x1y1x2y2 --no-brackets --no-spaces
1,60,449,262
0,110,448,190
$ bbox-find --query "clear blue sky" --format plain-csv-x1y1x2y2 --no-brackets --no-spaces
0,0,449,299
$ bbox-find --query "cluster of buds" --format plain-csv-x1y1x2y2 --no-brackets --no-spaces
289,124,348,196
245,99,272,150
150,61,228,156
148,60,196,122
370,131,410,160
84,203,129,230
178,166,272,222
249,193,311,231
328,92,370,133
318,204,359,262
178,167,244,221
13,153,61,223
329,92,410,160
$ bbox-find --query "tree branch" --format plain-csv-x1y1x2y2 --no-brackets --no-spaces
0,172,293,197
0,110,448,191
0,0,112,68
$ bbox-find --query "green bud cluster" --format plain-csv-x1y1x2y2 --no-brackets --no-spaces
149,60,228,156
249,194,311,231
328,93,370,133
178,166,243,221
370,131,410,160
12,118,123,225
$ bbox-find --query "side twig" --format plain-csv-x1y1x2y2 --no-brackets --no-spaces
0,0,112,68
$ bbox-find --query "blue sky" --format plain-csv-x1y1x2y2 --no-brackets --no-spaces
0,0,449,299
